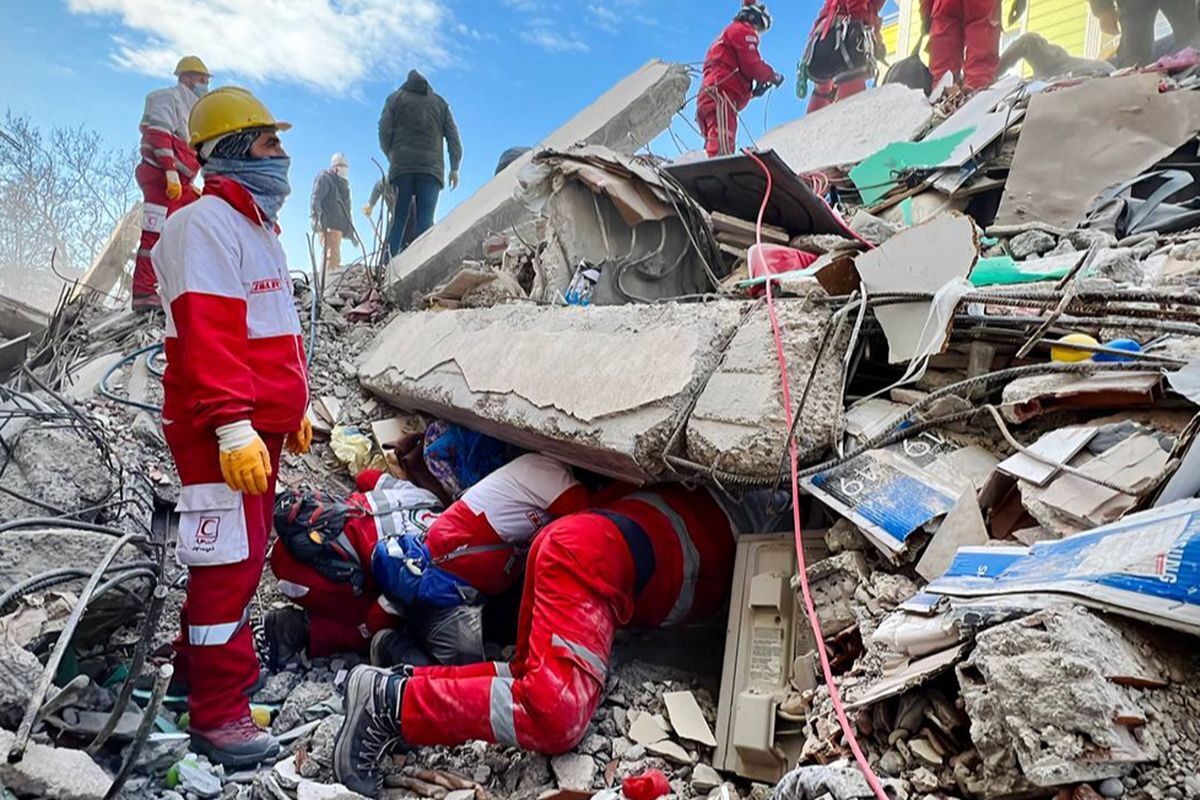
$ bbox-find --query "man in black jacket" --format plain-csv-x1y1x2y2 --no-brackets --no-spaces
378,70,463,258
311,153,358,272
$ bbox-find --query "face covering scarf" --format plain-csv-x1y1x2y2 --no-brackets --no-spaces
204,156,292,224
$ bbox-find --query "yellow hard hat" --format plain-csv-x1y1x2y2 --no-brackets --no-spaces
174,55,211,77
188,87,292,148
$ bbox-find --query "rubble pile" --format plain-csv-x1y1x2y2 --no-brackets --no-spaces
6,54,1200,800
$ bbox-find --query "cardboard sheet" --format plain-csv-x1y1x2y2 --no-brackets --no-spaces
915,490,990,581
925,500,1200,635
854,213,979,364
996,426,1098,486
995,74,1200,228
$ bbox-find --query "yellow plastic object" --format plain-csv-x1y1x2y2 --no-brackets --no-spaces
330,426,375,476
286,417,313,455
174,55,211,77
219,436,272,495
1051,333,1099,362
188,87,292,148
250,705,272,728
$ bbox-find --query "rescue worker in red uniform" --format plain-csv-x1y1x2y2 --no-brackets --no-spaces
133,56,210,311
333,485,789,796
806,0,887,113
697,2,784,158
921,0,1001,92
264,454,589,668
153,86,309,769
265,469,443,668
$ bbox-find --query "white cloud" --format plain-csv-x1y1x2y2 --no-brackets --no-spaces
518,28,590,53
66,0,453,94
587,4,619,32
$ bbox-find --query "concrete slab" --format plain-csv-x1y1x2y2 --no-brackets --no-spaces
357,302,746,482
686,299,843,476
384,60,692,308
758,85,932,175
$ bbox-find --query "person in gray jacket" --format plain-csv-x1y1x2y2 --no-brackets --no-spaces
378,70,463,258
311,153,358,272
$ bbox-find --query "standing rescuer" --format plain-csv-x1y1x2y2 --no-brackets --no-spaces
697,2,784,158
922,0,1001,92
151,86,311,769
133,55,210,311
378,70,463,258
311,152,358,274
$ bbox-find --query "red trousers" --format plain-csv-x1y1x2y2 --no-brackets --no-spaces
402,514,631,753
269,545,396,657
696,90,740,158
165,425,282,730
927,0,1001,92
134,162,198,301
807,77,869,114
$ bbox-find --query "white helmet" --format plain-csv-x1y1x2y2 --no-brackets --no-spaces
331,152,349,169
736,2,772,31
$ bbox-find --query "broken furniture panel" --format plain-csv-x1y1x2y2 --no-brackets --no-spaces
664,150,849,240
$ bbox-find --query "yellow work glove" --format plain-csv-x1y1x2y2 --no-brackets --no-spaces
362,204,373,217
165,170,183,201
216,420,272,495
286,416,313,455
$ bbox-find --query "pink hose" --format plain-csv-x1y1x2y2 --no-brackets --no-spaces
744,148,889,800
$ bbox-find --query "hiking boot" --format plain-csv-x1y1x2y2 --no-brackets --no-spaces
263,607,310,671
369,628,430,670
333,666,407,797
190,717,280,769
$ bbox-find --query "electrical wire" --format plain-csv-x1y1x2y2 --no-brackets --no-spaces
97,343,163,414
745,148,889,800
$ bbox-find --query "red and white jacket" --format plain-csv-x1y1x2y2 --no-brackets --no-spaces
593,485,738,628
139,84,201,183
152,176,309,436
426,454,590,595
700,20,778,111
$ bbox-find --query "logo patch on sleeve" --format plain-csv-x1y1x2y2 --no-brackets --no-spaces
251,278,284,294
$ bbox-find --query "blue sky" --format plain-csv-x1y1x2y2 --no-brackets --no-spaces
1,0,828,272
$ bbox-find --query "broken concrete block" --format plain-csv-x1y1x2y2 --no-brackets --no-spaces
0,425,115,521
686,299,843,475
358,302,745,482
0,645,41,728
0,728,113,799
957,606,1157,791
385,60,691,307
551,752,597,791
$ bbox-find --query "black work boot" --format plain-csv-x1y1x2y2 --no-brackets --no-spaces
263,607,310,671
333,666,407,797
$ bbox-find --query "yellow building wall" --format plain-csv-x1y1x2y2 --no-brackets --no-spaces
881,0,1103,65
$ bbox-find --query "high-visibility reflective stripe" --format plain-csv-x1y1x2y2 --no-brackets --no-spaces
277,580,310,599
376,595,402,617
368,494,400,538
333,531,362,565
189,607,249,646
154,148,175,157
551,634,607,679
494,662,512,679
138,249,154,258
489,677,518,746
628,493,698,626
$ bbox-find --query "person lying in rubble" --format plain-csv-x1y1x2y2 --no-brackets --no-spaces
332,485,792,797
264,453,590,669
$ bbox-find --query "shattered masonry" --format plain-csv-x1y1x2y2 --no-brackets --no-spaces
6,53,1200,800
